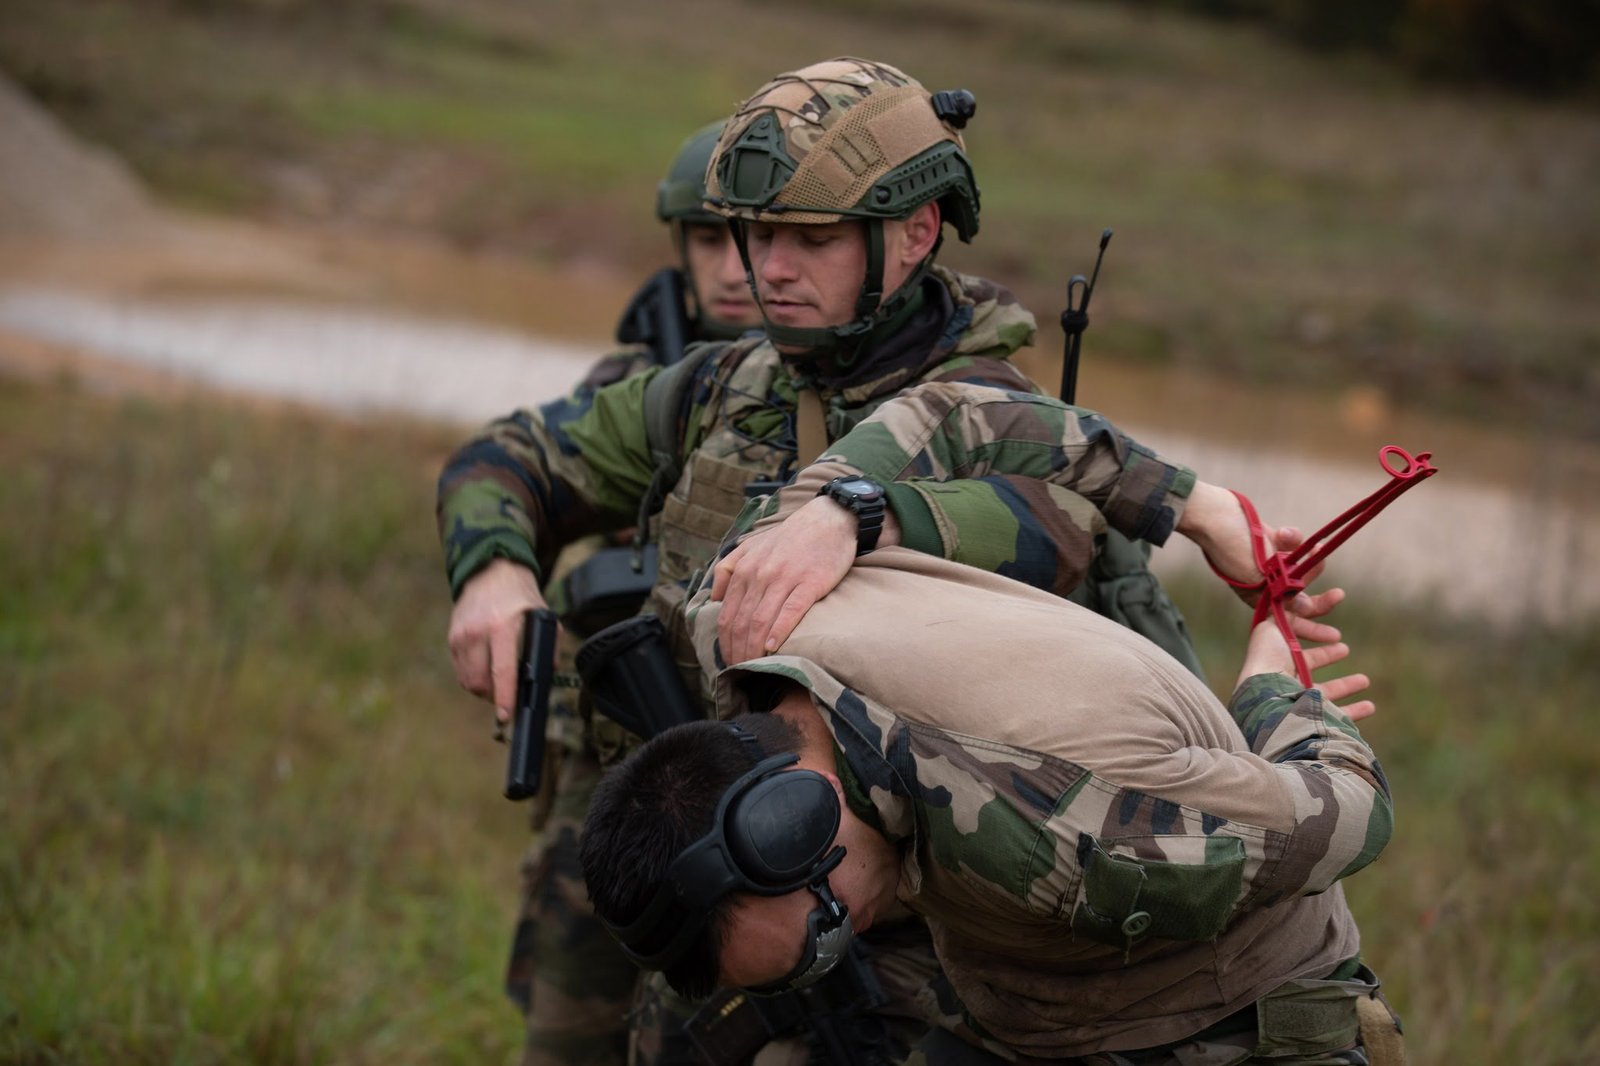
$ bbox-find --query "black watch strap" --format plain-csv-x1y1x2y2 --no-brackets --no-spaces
818,476,886,556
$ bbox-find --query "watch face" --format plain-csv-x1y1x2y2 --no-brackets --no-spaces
839,478,880,498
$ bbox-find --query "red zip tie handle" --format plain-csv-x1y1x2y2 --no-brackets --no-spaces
1213,445,1439,686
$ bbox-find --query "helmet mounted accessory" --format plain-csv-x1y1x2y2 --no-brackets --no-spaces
603,722,854,993
704,57,982,365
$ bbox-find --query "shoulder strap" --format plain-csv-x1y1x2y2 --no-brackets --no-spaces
630,342,720,564
642,340,716,470
795,387,829,468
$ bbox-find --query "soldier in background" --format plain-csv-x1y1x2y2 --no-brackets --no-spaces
497,121,759,1066
581,120,761,396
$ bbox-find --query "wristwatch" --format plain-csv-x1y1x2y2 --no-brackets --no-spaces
817,475,886,556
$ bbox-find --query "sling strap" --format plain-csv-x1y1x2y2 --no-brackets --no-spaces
795,386,829,469
1214,445,1438,686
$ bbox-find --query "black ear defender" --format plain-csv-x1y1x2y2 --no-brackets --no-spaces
606,723,854,991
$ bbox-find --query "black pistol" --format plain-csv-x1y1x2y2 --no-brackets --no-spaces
505,607,558,801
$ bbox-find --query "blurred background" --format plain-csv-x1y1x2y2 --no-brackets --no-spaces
1,0,1597,1062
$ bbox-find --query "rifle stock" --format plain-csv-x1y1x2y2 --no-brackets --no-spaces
614,267,691,367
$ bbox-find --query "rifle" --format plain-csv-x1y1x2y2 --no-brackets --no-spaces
504,607,559,801
614,266,691,367
1059,228,1113,405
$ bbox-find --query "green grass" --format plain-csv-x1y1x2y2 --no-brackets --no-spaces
0,377,525,1064
2,374,1597,1062
0,0,1595,434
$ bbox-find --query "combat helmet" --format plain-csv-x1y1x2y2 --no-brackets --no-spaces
652,120,750,340
657,121,726,227
704,57,981,359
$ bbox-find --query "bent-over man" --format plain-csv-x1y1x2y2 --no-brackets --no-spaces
582,545,1403,1064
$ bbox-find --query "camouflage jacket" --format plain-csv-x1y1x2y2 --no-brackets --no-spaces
438,266,1169,605
700,550,1391,1060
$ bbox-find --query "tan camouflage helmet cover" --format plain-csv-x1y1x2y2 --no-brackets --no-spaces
705,57,980,241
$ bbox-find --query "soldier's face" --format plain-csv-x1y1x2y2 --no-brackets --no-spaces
745,218,919,350
682,223,761,329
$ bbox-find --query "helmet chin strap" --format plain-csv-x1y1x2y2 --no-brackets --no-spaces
729,219,931,370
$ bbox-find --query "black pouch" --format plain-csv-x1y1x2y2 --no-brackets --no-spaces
575,614,701,740
557,543,659,637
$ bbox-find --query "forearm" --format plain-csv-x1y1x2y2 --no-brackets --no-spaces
1174,480,1247,563
436,375,660,598
764,379,1191,540
735,467,1101,597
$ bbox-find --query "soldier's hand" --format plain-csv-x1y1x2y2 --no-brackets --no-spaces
709,496,858,664
1235,587,1375,720
446,558,550,723
1179,481,1326,612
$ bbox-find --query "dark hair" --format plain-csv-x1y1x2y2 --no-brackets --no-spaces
580,711,802,999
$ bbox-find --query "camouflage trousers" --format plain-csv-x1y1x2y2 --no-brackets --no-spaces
505,744,638,1066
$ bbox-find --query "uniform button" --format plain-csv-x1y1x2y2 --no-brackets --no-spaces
1121,911,1153,938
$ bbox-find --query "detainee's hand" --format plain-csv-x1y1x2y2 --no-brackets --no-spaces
447,558,550,723
710,496,870,664
1179,481,1327,610
1235,586,1375,720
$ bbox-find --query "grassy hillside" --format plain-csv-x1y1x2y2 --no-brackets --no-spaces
2,373,1597,1063
1,0,1597,437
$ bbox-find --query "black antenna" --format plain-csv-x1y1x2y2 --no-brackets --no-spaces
1059,228,1113,405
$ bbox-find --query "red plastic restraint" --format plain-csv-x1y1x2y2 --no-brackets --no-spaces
1215,445,1438,686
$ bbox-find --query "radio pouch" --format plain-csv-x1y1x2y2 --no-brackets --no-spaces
558,543,659,637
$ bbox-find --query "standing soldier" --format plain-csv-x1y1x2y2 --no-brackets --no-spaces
439,57,1272,1064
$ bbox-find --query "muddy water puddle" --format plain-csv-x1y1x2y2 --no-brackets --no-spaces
1,280,1594,627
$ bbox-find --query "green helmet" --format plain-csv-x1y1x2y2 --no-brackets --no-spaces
704,57,981,361
656,121,726,227
704,57,979,242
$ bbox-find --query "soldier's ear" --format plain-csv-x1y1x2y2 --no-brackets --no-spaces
898,202,942,266
817,769,846,810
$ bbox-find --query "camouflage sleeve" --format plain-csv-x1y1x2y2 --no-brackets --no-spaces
434,368,663,598
1227,672,1394,889
736,382,1192,595
888,683,1393,949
